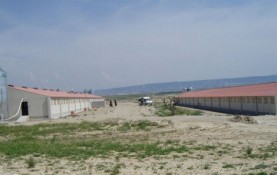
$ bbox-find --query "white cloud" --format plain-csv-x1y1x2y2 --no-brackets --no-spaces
0,0,277,90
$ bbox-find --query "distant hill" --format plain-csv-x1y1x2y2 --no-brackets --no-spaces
94,75,277,96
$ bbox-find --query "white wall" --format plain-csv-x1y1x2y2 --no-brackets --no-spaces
257,97,275,114
178,96,276,115
220,97,228,110
50,104,60,119
49,98,99,119
8,87,105,120
8,87,48,119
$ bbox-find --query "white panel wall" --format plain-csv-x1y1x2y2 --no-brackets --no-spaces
60,104,70,117
220,98,228,110
229,97,240,111
8,87,48,119
8,87,105,120
50,105,60,119
206,98,211,107
257,97,275,114
69,103,75,113
198,98,204,107
212,98,220,108
242,97,256,112
49,98,100,119
178,96,276,115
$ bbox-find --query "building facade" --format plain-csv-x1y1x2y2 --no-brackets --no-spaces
177,83,277,115
8,86,105,120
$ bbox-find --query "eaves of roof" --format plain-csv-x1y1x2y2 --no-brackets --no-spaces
10,86,103,99
178,82,277,98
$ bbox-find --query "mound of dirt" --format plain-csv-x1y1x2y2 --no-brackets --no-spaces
229,115,257,124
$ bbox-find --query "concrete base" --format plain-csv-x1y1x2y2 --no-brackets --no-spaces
16,116,29,123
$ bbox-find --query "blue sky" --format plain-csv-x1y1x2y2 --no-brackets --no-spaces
0,0,277,91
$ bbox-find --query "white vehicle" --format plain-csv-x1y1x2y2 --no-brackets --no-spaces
138,97,153,106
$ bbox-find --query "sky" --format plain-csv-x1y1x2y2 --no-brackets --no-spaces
0,0,277,91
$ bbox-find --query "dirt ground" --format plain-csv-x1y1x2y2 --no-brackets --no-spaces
1,101,277,175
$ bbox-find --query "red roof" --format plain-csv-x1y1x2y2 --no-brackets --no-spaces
178,82,277,98
10,86,103,99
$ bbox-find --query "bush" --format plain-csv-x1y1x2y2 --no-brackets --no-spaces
246,146,253,155
26,156,35,168
154,103,202,117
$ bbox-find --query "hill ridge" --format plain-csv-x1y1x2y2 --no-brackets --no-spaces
94,75,277,96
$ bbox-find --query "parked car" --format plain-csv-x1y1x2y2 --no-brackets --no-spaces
138,97,153,106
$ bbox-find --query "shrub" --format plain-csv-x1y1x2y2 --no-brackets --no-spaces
222,164,234,168
26,156,35,168
154,103,202,117
246,146,253,155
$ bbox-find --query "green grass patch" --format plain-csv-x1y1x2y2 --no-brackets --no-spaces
0,121,118,137
0,120,222,160
0,120,161,139
254,163,268,169
105,163,124,175
246,143,277,160
154,103,202,117
222,164,234,168
0,139,192,159
118,120,159,132
194,145,216,151
0,121,195,160
247,172,268,175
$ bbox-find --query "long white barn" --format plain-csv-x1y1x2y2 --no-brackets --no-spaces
177,82,277,115
8,85,105,119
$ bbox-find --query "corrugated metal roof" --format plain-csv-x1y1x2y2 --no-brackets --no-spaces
9,86,103,99
178,82,277,98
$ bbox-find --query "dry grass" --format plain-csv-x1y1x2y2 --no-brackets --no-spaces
229,115,257,124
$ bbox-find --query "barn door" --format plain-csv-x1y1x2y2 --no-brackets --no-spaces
21,101,29,116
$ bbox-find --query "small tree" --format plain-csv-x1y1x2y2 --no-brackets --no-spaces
162,97,176,115
162,98,167,107
168,97,176,115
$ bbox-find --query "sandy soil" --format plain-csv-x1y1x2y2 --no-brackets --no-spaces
1,102,277,175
